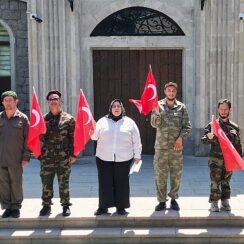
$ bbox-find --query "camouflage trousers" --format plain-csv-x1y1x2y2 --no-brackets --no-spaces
208,157,232,203
40,153,71,207
153,149,183,202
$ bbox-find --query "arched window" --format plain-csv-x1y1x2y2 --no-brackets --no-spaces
91,6,185,36
0,22,11,111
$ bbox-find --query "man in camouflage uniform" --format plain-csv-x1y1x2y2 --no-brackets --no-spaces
151,82,191,211
201,99,242,212
39,90,76,217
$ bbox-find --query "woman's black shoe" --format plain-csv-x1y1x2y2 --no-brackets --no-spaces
94,208,108,216
117,208,127,215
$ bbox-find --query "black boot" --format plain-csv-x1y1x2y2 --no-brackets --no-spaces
2,209,12,218
170,199,180,211
11,209,20,218
155,202,166,211
39,205,51,216
63,206,71,217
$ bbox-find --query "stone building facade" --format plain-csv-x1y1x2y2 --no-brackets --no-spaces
0,0,29,112
0,0,243,156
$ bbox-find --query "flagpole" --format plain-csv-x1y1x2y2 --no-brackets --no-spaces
149,64,152,71
33,86,36,95
211,115,214,134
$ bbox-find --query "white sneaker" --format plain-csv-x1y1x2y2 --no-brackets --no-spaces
210,201,219,212
221,199,231,211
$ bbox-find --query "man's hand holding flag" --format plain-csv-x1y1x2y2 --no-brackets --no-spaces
211,115,244,171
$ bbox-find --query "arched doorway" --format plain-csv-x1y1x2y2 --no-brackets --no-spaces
0,22,11,111
91,7,184,154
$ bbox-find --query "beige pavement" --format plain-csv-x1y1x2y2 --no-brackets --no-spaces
1,155,244,218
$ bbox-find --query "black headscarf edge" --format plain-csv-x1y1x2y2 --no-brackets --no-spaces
107,99,126,121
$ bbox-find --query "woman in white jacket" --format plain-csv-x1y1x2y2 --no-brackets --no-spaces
91,99,142,215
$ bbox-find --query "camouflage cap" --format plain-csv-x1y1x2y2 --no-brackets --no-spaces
164,82,178,89
1,90,18,101
46,90,62,100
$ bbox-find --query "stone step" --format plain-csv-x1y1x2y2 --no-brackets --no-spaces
0,227,244,244
1,214,244,229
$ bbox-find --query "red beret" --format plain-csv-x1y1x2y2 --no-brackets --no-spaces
46,90,62,100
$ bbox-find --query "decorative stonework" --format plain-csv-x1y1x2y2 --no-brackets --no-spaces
91,7,185,36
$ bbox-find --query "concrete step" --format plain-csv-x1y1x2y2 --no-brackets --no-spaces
1,214,244,229
1,198,244,243
0,227,244,244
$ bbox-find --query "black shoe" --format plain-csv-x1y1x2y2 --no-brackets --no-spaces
11,209,20,218
2,209,12,218
170,199,180,211
63,206,71,217
94,208,108,216
155,202,166,211
117,208,127,215
39,205,51,216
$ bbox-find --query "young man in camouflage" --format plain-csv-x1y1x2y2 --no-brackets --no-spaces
201,99,242,212
0,91,30,218
151,82,191,211
39,90,76,217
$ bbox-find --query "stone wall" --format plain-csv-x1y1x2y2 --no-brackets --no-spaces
0,0,29,114
195,0,244,155
4,0,242,156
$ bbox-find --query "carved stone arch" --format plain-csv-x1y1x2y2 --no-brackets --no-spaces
90,6,185,36
0,20,15,92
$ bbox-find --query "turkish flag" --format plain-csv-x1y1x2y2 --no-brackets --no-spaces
129,66,158,115
73,89,96,156
212,115,244,171
27,91,46,158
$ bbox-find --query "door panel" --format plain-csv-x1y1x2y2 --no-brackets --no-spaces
93,50,182,154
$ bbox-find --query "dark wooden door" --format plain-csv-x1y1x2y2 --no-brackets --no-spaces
93,50,182,154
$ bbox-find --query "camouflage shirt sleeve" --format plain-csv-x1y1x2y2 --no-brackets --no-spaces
228,124,243,157
179,105,191,139
68,117,75,157
150,109,162,128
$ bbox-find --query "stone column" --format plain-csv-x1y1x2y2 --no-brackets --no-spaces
196,0,244,155
26,0,81,115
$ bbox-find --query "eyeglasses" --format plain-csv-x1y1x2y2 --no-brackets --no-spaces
48,98,59,101
112,105,122,108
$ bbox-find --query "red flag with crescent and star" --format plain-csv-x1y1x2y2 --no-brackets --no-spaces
212,115,244,171
73,89,96,156
27,90,46,158
129,66,158,115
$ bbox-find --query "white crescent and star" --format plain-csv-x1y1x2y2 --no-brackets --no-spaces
147,84,157,101
82,106,92,125
217,128,234,149
30,109,40,128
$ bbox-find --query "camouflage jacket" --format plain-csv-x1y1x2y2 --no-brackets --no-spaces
151,99,191,150
41,111,75,157
201,118,242,158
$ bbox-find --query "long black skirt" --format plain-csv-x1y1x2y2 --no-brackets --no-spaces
96,157,132,209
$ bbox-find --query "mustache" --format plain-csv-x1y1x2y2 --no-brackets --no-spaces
219,113,229,119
